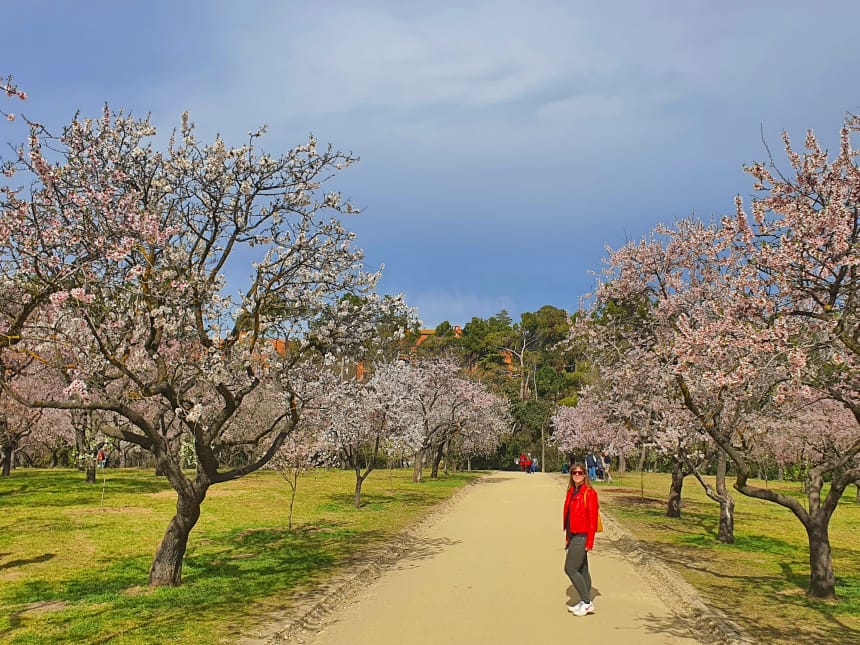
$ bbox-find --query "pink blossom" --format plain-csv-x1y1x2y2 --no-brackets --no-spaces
49,291,69,305
69,287,94,303
62,378,89,399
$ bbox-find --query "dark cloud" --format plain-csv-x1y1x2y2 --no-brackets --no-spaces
5,0,860,326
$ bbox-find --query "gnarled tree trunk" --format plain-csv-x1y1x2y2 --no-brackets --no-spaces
1,445,13,477
149,485,207,587
714,450,735,544
689,449,735,544
412,448,425,483
353,466,370,508
430,442,445,478
666,458,686,518
805,516,836,600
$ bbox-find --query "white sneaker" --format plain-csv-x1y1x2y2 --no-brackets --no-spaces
572,601,595,616
567,601,584,613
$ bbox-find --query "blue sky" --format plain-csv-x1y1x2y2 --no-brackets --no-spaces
5,1,860,327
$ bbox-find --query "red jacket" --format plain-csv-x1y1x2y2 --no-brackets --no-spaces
563,484,598,550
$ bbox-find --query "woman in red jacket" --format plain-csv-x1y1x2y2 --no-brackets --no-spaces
562,461,599,616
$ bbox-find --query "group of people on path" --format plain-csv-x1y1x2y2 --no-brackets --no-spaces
516,452,538,473
584,452,611,482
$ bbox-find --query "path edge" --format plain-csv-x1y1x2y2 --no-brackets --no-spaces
236,471,490,644
590,483,754,645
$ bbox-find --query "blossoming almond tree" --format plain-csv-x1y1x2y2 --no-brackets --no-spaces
0,387,42,476
313,363,422,508
269,415,334,529
717,118,860,599
438,378,511,474
550,388,637,469
1,108,410,586
559,330,731,529
398,358,512,482
586,115,860,598
745,391,858,486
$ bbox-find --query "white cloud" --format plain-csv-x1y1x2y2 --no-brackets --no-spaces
185,1,582,125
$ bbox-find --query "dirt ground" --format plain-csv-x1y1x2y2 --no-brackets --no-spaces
240,471,749,645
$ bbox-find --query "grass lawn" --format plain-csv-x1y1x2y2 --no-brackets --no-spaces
0,467,483,644
596,471,860,645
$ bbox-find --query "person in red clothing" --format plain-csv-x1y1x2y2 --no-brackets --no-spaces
518,453,529,473
562,461,599,616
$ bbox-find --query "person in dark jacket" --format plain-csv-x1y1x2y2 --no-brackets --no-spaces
585,452,599,481
562,461,599,616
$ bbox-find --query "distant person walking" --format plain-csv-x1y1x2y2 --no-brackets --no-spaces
562,462,599,616
519,453,529,473
585,453,598,481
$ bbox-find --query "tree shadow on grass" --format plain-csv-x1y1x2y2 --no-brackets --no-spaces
318,489,438,511
640,539,860,644
0,472,171,508
97,474,173,495
611,494,664,508
0,553,56,571
3,522,412,642
4,524,344,603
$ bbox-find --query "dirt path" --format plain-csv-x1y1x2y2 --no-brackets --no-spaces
243,472,746,644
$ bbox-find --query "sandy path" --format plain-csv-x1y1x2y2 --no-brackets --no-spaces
253,471,712,644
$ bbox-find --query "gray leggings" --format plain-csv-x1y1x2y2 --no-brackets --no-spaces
564,535,592,603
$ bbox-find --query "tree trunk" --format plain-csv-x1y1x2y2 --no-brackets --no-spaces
666,460,684,518
287,476,298,530
729,454,846,601
715,450,735,544
540,423,546,473
618,453,626,475
149,488,205,587
353,466,366,508
430,443,444,479
636,447,646,472
1,444,12,477
72,414,97,483
412,448,425,483
805,516,836,600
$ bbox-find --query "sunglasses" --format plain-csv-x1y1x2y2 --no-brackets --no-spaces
571,470,585,475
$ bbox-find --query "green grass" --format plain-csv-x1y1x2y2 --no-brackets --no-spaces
0,467,483,644
596,472,860,645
